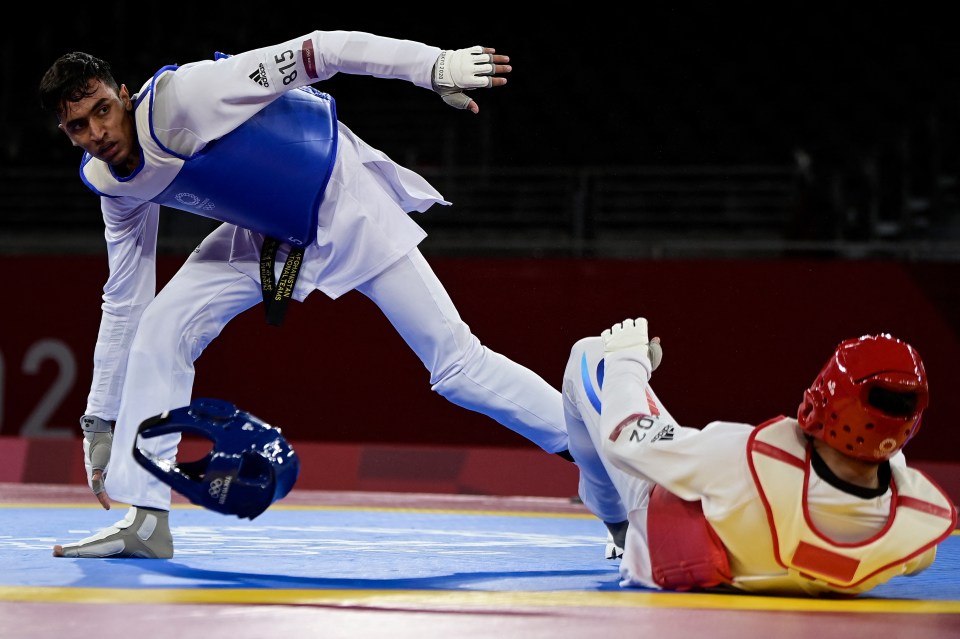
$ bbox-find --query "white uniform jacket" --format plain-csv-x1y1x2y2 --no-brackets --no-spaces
79,31,449,420
564,335,957,596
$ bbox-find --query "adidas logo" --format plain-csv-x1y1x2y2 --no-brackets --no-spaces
651,424,675,443
249,63,269,88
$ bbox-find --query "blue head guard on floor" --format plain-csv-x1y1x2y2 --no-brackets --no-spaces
133,398,300,520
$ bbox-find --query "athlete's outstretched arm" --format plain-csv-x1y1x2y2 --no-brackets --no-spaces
154,31,509,148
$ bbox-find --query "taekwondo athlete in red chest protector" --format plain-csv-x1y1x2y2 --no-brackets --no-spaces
562,317,955,597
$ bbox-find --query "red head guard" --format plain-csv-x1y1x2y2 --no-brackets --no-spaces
797,334,928,462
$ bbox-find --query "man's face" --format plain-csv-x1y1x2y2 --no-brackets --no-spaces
58,79,138,173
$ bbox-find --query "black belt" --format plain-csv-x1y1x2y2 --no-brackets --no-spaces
259,237,305,326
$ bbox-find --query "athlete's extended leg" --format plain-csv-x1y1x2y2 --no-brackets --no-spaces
562,337,631,557
355,248,568,454
55,224,263,558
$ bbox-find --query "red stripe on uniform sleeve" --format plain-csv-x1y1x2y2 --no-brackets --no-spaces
301,39,318,79
645,389,660,416
609,413,648,442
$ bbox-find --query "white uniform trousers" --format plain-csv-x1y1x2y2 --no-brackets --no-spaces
104,238,568,508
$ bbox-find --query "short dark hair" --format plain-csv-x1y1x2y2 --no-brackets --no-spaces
39,52,119,119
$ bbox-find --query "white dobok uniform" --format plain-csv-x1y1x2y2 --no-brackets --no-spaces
78,31,568,509
562,336,956,596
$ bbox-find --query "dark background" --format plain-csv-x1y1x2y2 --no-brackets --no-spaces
8,4,959,178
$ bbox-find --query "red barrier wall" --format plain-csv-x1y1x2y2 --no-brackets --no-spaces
2,435,957,504
0,436,583,498
1,256,957,464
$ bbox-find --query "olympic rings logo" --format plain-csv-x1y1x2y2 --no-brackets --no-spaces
877,437,899,454
175,192,216,211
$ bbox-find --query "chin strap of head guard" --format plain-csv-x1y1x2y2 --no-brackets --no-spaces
133,398,300,520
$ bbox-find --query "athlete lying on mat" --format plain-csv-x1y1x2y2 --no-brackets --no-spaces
562,317,956,596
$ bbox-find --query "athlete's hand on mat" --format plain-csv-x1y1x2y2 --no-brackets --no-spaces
80,415,114,509
602,318,663,371
432,46,510,113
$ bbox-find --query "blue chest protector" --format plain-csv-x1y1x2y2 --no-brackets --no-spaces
151,81,338,247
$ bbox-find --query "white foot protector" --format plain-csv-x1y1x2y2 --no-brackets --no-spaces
53,506,173,559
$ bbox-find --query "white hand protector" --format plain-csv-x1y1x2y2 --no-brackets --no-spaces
602,318,649,353
432,46,496,109
602,318,663,371
80,415,114,495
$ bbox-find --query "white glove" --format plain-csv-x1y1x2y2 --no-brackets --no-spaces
432,46,496,110
80,415,113,496
602,318,663,371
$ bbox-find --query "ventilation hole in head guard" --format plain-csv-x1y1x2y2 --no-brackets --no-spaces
236,453,272,483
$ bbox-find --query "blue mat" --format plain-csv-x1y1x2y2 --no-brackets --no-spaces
1,505,957,600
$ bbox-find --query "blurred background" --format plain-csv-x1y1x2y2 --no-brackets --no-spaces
6,3,960,257
2,4,958,494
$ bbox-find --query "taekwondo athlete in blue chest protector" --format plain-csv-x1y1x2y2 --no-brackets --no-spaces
40,30,572,558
